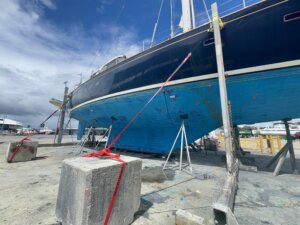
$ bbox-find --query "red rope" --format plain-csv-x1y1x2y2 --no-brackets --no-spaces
84,148,126,225
83,52,192,225
9,98,70,162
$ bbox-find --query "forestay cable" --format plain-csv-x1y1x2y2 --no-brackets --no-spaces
84,52,192,225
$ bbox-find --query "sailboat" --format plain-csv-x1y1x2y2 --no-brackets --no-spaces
68,0,300,154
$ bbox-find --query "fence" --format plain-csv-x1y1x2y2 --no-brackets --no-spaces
217,135,284,155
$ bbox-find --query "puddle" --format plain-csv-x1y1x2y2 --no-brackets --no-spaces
141,166,175,183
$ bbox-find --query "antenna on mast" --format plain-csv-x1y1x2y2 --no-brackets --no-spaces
190,0,196,28
243,0,246,8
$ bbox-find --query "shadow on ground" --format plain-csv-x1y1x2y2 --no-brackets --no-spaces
109,147,300,175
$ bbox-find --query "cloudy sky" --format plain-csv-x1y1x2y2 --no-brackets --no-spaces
0,0,257,129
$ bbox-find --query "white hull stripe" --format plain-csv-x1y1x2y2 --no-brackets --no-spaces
71,60,300,112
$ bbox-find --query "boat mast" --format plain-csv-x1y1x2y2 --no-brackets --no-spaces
170,0,174,38
179,0,195,32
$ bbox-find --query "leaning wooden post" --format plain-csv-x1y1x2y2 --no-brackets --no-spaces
283,120,298,174
211,3,235,173
233,125,241,155
267,120,298,176
273,144,289,176
211,3,238,225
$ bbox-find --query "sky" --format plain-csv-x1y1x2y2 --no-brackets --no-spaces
0,0,260,129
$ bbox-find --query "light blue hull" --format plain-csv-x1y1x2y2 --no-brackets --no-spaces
70,66,300,154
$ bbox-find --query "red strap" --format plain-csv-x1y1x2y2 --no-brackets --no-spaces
83,52,192,225
8,132,33,162
84,148,126,225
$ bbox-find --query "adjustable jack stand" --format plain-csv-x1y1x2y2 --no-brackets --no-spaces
163,116,192,173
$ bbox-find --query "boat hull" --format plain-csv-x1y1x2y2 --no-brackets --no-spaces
70,66,300,153
69,0,300,153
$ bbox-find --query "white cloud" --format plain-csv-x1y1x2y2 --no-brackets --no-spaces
96,0,113,14
0,0,141,128
40,0,57,10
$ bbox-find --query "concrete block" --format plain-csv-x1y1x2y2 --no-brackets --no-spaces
56,155,142,225
175,209,204,225
6,141,38,163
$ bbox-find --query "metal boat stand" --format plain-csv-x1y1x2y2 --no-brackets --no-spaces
94,116,116,150
92,125,110,150
266,119,298,176
104,124,113,148
73,126,94,155
163,116,192,173
211,3,239,225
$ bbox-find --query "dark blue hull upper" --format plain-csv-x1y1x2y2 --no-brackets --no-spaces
70,0,300,108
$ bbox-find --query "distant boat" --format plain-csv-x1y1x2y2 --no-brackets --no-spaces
259,122,300,136
68,0,300,154
39,127,54,135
